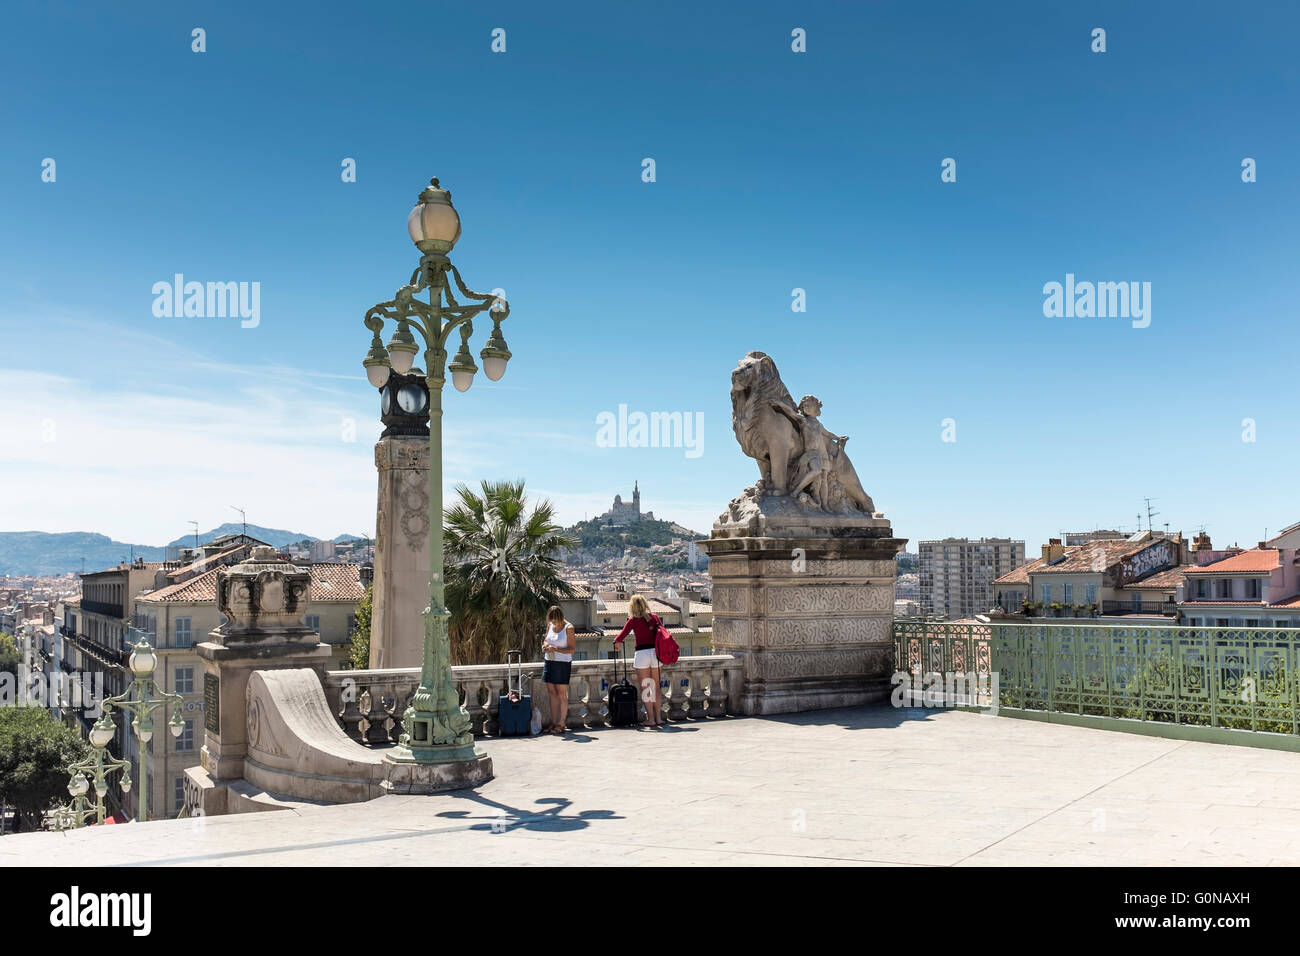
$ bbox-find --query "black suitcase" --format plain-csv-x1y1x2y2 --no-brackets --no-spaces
608,640,639,727
498,649,532,736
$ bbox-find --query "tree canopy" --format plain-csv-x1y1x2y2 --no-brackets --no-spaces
0,707,89,832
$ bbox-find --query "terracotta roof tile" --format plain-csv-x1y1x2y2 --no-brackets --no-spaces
139,563,363,605
1186,549,1280,574
1122,566,1193,590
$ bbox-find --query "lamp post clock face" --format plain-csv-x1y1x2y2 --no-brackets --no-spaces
397,383,427,415
378,372,430,438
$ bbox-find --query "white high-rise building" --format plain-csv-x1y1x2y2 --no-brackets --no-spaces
919,538,1026,619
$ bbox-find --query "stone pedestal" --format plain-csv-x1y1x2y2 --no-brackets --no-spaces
186,547,334,812
381,753,494,795
702,501,905,715
370,437,431,669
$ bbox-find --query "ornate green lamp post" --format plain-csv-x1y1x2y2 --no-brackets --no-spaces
100,632,185,820
53,718,132,829
361,177,509,790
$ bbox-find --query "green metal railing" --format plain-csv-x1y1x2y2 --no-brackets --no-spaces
893,620,1300,739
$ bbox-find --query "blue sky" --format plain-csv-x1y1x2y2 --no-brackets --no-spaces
1,0,1297,551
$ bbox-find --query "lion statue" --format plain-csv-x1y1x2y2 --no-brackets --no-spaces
730,351,801,495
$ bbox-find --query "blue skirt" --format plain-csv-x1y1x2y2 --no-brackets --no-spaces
542,660,572,685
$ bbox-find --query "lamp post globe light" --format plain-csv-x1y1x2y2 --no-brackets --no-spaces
54,717,132,829
361,177,509,790
97,629,186,821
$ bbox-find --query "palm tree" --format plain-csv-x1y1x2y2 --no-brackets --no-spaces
444,480,577,665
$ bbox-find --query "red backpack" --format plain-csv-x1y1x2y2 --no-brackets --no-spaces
650,613,680,665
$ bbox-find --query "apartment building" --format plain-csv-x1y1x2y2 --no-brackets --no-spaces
918,538,1026,619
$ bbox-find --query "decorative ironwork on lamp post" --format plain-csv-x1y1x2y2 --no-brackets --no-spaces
52,718,132,829
361,176,511,770
99,631,185,821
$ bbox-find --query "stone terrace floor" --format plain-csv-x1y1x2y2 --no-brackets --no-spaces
5,706,1300,866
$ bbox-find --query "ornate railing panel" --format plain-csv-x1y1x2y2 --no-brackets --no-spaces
322,655,742,744
893,621,1300,735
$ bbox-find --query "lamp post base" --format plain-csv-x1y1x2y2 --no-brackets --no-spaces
381,750,493,794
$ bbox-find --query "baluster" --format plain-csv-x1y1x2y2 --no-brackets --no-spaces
362,688,391,746
660,669,680,722
585,666,608,729
706,662,728,718
484,674,503,737
338,679,365,743
687,667,708,719
389,683,414,743
465,679,488,737
565,673,583,730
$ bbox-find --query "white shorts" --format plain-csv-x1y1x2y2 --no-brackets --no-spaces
633,647,659,669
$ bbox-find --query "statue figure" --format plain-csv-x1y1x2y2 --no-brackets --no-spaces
767,396,875,514
729,351,800,495
725,351,876,517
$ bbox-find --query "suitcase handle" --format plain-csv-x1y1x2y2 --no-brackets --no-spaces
507,648,524,697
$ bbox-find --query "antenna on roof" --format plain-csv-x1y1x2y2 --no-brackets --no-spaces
189,520,200,550
1144,498,1160,532
231,506,246,536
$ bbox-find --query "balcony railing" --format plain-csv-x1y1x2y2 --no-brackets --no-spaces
894,620,1300,738
1101,600,1177,616
321,655,742,745
79,600,123,619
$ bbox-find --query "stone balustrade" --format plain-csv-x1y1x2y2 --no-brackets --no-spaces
321,655,742,745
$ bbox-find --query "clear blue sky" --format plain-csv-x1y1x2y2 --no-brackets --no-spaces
2,0,1296,551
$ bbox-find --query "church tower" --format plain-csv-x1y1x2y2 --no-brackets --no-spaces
633,480,640,519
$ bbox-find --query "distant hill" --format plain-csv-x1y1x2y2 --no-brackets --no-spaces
0,532,165,577
561,516,705,563
163,523,320,551
0,523,365,577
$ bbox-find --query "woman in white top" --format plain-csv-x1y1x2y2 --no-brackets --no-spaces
541,605,576,736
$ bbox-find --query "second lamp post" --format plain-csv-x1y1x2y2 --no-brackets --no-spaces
361,176,510,788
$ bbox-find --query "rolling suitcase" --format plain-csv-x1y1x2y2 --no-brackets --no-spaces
497,649,532,736
608,640,639,727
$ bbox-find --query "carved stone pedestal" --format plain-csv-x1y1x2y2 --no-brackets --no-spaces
703,511,905,715
371,437,431,669
381,753,494,795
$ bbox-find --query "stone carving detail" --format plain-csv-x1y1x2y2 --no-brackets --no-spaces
725,351,877,517
397,469,430,551
762,616,891,646
749,646,894,680
711,617,750,648
711,586,750,615
245,687,287,758
765,584,890,615
213,547,315,645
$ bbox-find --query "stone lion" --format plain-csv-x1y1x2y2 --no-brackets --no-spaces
730,351,801,495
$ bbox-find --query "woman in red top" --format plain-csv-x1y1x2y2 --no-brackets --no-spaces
613,594,664,727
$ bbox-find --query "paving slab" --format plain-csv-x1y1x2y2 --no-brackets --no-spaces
2,707,1298,866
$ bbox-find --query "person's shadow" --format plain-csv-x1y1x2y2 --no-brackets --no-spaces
437,794,622,834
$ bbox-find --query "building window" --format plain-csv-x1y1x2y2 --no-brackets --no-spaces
1219,580,1233,599
1085,583,1097,604
176,719,195,753
574,651,589,661
1246,579,1261,599
174,776,185,812
1196,579,1208,598
175,667,194,695
306,615,321,632
1040,584,1051,604
175,618,192,649
1132,593,1142,610
1063,583,1073,604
